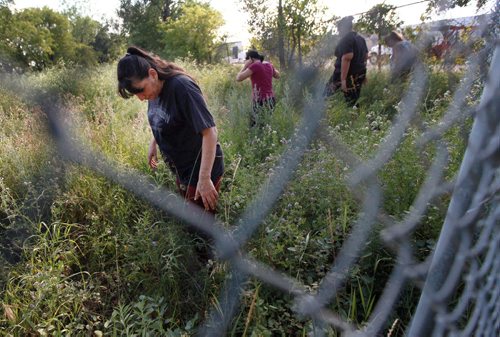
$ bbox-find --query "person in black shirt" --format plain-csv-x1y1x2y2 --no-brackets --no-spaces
324,16,368,107
117,46,224,213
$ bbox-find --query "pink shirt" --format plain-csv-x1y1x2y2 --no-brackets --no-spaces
249,62,276,101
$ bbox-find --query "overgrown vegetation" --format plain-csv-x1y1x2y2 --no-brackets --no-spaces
0,60,480,336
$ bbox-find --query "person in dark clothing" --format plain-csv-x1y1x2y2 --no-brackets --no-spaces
117,46,224,213
324,16,368,107
384,31,419,80
117,46,224,265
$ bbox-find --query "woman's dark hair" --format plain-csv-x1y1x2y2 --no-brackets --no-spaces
245,50,264,62
117,46,190,99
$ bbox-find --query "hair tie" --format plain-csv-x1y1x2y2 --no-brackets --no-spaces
125,52,131,57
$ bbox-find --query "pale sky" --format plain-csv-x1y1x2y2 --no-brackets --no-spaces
12,0,496,46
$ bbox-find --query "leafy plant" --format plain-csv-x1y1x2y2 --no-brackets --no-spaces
104,295,197,336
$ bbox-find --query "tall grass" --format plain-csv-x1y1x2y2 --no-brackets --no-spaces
0,62,478,336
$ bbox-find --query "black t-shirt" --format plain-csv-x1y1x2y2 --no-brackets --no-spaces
148,75,224,186
334,31,368,77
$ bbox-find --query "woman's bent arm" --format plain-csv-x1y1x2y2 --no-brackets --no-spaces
195,127,219,210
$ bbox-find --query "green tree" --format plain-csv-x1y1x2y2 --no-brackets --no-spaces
0,4,121,71
428,0,489,11
69,16,124,64
355,3,403,70
284,0,327,68
118,0,183,53
92,21,124,63
422,0,490,23
7,7,78,70
277,0,285,68
0,0,15,70
162,2,223,62
69,16,101,66
119,0,223,62
242,0,327,69
241,0,275,56
71,16,100,45
62,1,124,64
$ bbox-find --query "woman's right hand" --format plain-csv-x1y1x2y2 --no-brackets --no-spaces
148,138,158,170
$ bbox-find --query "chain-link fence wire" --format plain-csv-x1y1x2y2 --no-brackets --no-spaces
1,3,499,336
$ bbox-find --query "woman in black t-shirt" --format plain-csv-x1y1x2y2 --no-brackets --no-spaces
117,46,224,213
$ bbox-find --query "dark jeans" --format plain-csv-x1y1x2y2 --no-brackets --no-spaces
251,97,276,127
324,71,366,107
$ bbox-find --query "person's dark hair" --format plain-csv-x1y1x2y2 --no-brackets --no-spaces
245,50,265,62
117,46,190,99
337,16,353,32
384,31,404,45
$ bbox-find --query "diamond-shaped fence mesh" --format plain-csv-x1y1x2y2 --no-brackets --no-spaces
1,4,499,337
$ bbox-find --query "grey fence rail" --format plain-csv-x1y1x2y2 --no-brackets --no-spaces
3,4,500,337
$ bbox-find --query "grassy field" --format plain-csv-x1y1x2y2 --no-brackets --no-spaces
0,61,480,336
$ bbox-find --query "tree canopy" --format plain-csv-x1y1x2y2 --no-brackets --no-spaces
118,0,176,52
241,0,328,69
162,3,223,62
0,0,491,72
355,3,403,70
0,4,122,71
118,0,224,63
428,0,489,12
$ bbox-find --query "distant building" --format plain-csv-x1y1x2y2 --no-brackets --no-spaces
222,41,247,64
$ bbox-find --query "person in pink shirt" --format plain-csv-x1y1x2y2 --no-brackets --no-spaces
236,49,280,126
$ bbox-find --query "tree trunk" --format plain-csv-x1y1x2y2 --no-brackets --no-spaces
377,31,382,71
162,0,172,22
298,25,302,68
377,14,382,71
288,31,297,69
278,0,286,69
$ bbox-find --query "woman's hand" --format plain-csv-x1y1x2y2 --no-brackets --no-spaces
243,58,253,70
236,61,254,81
148,138,158,170
341,80,348,92
195,177,219,211
195,127,219,210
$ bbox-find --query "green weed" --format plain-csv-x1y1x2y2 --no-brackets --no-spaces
0,62,479,336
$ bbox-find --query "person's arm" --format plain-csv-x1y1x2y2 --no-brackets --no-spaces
236,59,254,81
273,66,280,79
391,44,402,76
392,45,400,66
195,126,219,210
148,137,158,170
340,52,354,92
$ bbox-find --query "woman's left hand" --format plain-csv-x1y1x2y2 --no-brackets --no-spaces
195,178,219,211
341,80,348,92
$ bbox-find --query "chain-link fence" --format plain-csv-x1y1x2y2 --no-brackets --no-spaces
2,4,499,337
